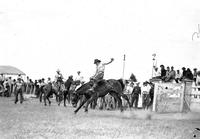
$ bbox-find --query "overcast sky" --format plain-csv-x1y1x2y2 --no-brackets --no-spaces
0,0,200,82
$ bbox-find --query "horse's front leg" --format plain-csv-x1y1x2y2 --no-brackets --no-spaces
46,91,51,106
63,91,67,107
57,91,62,106
74,97,88,114
84,95,97,112
43,91,47,106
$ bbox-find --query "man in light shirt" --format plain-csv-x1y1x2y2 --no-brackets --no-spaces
141,82,151,109
74,71,84,90
89,58,114,92
47,77,52,84
175,70,181,83
75,71,84,85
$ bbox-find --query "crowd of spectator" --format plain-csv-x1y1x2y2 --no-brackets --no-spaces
152,65,200,86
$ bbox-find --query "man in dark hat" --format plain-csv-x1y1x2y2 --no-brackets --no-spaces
181,67,187,81
131,82,141,108
160,65,166,80
89,58,114,92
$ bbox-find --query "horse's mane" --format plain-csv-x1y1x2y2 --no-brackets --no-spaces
117,79,125,90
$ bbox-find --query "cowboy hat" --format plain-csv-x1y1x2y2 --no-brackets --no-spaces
56,69,60,72
94,59,101,64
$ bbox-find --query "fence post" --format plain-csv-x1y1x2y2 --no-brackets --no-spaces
152,83,158,112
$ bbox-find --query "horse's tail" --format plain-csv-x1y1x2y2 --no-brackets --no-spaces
117,79,125,90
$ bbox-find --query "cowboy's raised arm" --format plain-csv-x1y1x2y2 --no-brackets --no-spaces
103,58,114,65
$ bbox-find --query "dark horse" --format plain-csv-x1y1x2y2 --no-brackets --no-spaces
71,79,131,114
42,81,71,106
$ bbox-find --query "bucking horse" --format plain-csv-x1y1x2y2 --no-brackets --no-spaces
71,79,131,114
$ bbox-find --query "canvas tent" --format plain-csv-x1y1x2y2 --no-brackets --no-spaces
0,66,25,75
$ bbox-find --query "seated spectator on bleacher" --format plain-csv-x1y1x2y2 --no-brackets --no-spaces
180,67,187,81
196,71,200,86
160,65,166,80
152,66,161,79
193,68,198,84
166,66,170,76
164,66,176,82
185,68,193,80
175,70,181,83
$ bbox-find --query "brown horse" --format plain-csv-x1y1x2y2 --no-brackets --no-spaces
71,79,131,114
42,81,72,106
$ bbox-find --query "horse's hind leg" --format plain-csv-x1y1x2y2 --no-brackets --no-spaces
84,96,97,112
110,92,123,112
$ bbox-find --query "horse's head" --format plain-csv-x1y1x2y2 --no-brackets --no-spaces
71,92,79,107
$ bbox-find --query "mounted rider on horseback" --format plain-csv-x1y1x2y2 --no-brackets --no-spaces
55,69,64,92
89,58,114,92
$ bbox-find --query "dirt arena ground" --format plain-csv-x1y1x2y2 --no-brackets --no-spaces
0,97,200,139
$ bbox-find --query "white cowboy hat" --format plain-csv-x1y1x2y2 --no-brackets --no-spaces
56,69,60,72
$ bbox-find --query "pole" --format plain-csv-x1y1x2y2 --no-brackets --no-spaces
122,54,126,79
151,54,156,78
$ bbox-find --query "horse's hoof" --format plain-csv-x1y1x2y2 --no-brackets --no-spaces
44,104,47,106
64,105,66,107
74,111,77,114
84,109,88,113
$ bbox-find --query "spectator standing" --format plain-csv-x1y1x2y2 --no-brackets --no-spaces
34,80,40,97
141,82,151,109
131,82,141,108
39,79,46,102
0,74,5,85
3,78,9,97
15,78,24,104
7,77,13,96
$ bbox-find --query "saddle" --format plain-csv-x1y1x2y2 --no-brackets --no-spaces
96,79,114,91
